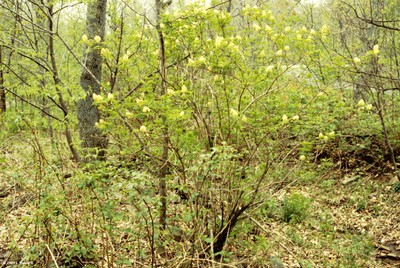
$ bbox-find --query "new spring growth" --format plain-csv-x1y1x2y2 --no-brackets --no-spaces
107,93,114,100
266,65,274,72
358,99,373,111
142,106,151,113
353,57,361,64
93,93,103,102
215,36,224,47
308,29,316,39
230,108,239,117
139,125,148,133
320,25,329,35
95,119,106,128
292,115,299,121
167,88,175,95
319,132,329,141
181,85,188,93
122,54,129,62
319,131,334,141
81,34,88,42
282,114,289,123
101,48,111,57
357,99,365,110
197,56,206,64
299,155,306,161
276,50,283,56
357,99,365,107
125,110,134,118
373,44,380,55
94,35,102,42
253,23,261,32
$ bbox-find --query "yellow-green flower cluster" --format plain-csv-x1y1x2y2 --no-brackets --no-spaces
181,85,188,93
282,114,300,124
229,108,248,122
139,125,148,133
242,5,274,21
93,93,115,104
93,93,103,103
357,99,373,111
81,34,102,44
373,44,379,55
95,119,107,129
318,131,335,142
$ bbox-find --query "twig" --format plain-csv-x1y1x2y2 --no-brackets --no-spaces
45,244,59,268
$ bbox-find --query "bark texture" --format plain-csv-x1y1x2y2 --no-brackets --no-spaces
77,0,108,159
155,0,168,232
0,45,6,114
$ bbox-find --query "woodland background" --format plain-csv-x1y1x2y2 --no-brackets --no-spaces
0,0,400,267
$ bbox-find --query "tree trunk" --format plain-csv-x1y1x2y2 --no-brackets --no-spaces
155,0,168,231
0,45,6,114
77,0,108,160
47,3,80,162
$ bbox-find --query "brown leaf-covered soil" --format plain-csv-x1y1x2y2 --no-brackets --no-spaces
1,134,399,267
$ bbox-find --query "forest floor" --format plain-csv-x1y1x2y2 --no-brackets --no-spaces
0,133,399,267
257,171,400,267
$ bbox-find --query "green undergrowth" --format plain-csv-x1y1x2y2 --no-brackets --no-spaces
1,131,399,267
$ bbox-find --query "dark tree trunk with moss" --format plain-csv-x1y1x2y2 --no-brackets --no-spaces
77,0,108,160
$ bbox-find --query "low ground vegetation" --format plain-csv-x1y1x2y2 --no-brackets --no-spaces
0,122,399,267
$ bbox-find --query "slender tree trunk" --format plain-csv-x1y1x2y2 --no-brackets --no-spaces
47,3,80,162
376,91,397,174
227,0,232,13
77,0,108,160
0,45,6,114
155,0,168,231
